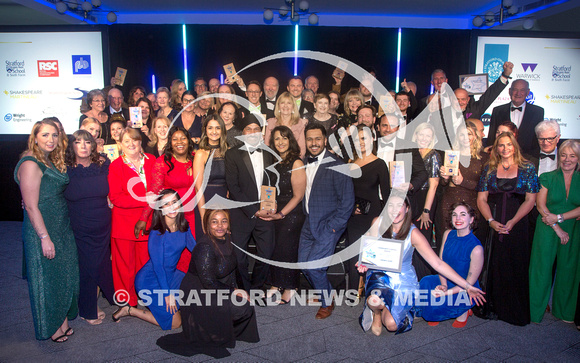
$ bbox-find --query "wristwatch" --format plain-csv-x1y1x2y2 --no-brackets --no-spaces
423,208,430,214
557,214,564,223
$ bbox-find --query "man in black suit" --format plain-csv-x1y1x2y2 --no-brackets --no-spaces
263,76,280,112
287,76,314,117
243,81,275,120
488,79,544,157
225,114,278,292
455,61,514,120
106,88,130,121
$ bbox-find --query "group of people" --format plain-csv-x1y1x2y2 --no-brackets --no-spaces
15,62,580,356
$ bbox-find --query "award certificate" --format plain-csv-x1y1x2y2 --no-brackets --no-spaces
359,236,404,272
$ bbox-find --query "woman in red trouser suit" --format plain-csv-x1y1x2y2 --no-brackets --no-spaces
109,128,155,307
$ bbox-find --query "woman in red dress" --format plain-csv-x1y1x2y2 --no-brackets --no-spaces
108,128,155,307
139,126,196,273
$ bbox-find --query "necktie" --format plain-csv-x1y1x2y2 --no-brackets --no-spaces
540,153,555,160
511,106,522,112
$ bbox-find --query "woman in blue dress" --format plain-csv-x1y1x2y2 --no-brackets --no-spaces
418,202,484,328
357,193,485,336
112,189,195,330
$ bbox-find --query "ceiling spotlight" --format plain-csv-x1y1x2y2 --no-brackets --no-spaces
523,18,535,30
107,11,117,23
508,6,518,15
91,0,101,7
308,13,318,25
263,9,274,21
299,1,309,12
472,16,484,27
279,4,289,17
485,11,495,25
502,0,513,7
55,1,68,14
81,1,92,12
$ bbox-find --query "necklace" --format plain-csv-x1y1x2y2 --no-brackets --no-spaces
501,163,511,171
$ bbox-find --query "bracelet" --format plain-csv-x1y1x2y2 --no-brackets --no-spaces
39,234,49,240
501,72,512,79
552,223,557,228
423,208,430,214
557,214,564,223
487,218,494,224
278,212,286,219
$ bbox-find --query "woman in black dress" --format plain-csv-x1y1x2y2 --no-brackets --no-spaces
156,209,259,358
261,125,306,303
193,114,229,237
347,125,390,292
64,130,115,325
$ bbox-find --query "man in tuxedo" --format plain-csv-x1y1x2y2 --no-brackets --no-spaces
488,79,544,157
263,76,280,111
287,76,314,117
244,81,274,120
534,120,561,176
106,88,129,121
418,69,447,112
299,123,354,319
225,114,277,292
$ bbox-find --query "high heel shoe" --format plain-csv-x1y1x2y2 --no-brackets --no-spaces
452,309,472,328
112,306,131,322
427,321,440,326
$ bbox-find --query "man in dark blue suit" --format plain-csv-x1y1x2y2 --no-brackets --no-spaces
299,123,355,319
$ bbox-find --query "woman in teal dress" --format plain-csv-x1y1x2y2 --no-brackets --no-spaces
530,140,580,323
112,189,195,329
15,119,79,342
418,202,484,328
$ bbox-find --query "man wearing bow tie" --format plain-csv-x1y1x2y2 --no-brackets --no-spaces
225,114,278,292
535,120,561,176
488,79,545,157
299,123,354,319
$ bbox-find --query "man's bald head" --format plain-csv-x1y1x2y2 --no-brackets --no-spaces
454,88,470,111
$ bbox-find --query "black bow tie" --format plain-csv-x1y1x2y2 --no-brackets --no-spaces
540,153,555,160
306,156,319,164
511,106,523,112
249,148,261,155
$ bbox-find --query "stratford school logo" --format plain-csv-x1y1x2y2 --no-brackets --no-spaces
552,65,571,82
72,55,91,75
6,60,25,77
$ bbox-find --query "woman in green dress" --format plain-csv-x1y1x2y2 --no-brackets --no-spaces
15,119,79,342
530,139,580,323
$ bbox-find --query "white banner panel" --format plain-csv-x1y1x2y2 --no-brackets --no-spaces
1,31,104,134
475,35,580,139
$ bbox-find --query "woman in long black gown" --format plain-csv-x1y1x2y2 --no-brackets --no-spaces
64,130,115,325
261,126,306,303
156,209,259,358
347,125,390,292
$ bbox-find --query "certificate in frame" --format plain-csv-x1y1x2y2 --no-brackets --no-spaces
358,236,404,273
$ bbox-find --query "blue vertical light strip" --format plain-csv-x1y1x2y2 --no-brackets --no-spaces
220,74,224,84
182,24,189,89
152,75,156,93
294,25,299,76
395,28,402,93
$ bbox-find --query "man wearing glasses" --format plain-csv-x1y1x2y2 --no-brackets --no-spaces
244,81,274,120
488,79,545,157
534,120,561,176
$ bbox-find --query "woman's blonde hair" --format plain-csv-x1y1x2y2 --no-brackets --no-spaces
80,117,102,138
22,119,67,172
148,116,171,147
412,122,436,150
344,89,364,116
558,140,580,170
170,79,185,109
487,131,528,176
274,92,300,125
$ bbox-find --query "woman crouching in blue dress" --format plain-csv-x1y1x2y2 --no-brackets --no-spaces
357,193,485,336
417,202,484,328
112,189,196,329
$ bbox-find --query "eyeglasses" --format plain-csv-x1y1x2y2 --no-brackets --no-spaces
246,91,261,95
538,136,558,143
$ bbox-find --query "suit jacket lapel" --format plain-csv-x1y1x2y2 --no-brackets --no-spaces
241,148,256,186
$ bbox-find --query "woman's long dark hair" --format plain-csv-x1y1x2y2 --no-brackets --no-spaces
65,130,102,167
163,126,194,173
448,201,477,231
149,189,189,234
203,209,230,241
382,192,413,241
269,125,301,164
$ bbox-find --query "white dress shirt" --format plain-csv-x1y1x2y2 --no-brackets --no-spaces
538,147,558,176
510,102,526,129
305,149,326,214
248,147,264,196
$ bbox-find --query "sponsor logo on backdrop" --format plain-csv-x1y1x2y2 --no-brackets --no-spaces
72,55,91,75
37,60,59,77
483,44,509,83
552,65,571,82
526,91,535,105
481,113,491,127
5,60,25,77
545,94,579,104
516,62,540,81
5,113,31,123
3,89,43,100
